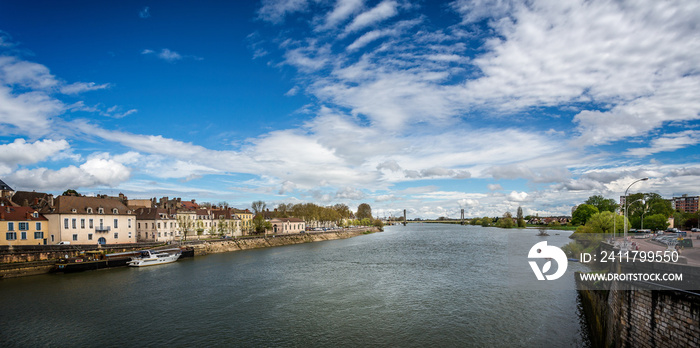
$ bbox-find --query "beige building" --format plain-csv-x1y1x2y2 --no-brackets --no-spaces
135,208,180,242
268,218,306,234
41,195,136,245
212,208,242,237
1,206,49,246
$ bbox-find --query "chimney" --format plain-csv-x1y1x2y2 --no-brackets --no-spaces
6,206,10,213
48,194,54,207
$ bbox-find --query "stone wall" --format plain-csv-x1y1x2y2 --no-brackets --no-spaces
578,279,700,348
185,228,376,256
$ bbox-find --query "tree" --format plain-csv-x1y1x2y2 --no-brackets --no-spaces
496,212,514,228
481,217,492,227
62,189,80,196
643,214,670,231
516,206,525,228
572,204,599,225
252,215,271,234
356,203,372,220
251,201,267,215
176,215,193,241
584,195,618,213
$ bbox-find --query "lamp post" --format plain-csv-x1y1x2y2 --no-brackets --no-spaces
623,178,649,250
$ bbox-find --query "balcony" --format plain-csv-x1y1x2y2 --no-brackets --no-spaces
95,226,111,233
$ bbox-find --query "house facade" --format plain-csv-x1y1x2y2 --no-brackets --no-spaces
211,208,242,237
0,206,49,246
268,218,306,234
41,195,136,245
135,208,180,242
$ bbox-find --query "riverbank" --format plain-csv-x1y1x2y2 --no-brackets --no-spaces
0,227,378,279
185,227,377,256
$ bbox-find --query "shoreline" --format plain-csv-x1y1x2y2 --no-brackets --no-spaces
0,227,379,279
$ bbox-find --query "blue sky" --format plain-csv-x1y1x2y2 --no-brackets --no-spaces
1,0,699,219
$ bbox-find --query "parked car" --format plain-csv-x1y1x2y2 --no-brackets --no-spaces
58,241,71,245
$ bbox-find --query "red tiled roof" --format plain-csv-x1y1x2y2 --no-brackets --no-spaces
0,206,47,221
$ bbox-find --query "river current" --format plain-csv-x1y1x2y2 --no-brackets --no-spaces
0,224,590,347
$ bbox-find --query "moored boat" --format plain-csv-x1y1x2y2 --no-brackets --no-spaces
127,248,181,267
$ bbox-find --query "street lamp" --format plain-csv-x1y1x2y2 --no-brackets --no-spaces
623,177,649,250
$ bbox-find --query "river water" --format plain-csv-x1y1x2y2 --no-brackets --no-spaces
0,224,591,347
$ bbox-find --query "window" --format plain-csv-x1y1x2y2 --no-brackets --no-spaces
72,219,76,229
89,219,93,229
19,222,28,230
34,232,43,239
81,219,85,229
6,232,17,240
128,219,132,228
114,219,118,228
7,222,14,231
113,208,118,214
138,222,141,229
88,234,93,240
32,212,38,218
87,207,93,214
72,234,78,241
114,233,118,239
157,222,161,229
98,208,104,214
51,235,54,242
21,231,27,240
158,232,161,237
36,222,42,230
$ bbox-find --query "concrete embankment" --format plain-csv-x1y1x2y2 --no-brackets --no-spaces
184,228,378,256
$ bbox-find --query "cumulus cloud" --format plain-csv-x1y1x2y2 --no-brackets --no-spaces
0,139,70,172
7,156,132,190
624,130,700,157
507,191,530,202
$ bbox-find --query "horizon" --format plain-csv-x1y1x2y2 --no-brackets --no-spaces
1,0,699,220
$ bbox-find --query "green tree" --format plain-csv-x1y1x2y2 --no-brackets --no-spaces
516,206,526,227
252,215,271,234
572,204,599,225
481,217,492,227
496,212,515,228
356,203,372,220
584,195,618,213
643,214,670,231
62,189,80,196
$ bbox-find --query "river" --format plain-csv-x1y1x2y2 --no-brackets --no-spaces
0,224,591,347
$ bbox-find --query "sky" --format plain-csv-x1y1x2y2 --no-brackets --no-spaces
1,0,699,219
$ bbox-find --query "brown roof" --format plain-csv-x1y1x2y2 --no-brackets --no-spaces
134,207,175,220
0,206,47,221
42,195,133,215
270,217,305,223
11,191,51,208
181,201,198,210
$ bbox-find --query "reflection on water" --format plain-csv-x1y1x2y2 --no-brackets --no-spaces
0,224,590,347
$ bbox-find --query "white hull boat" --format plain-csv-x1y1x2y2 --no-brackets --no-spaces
127,249,182,267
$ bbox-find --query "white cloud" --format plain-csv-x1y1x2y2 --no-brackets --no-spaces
7,156,132,190
158,49,182,62
624,130,700,157
258,0,310,24
345,0,399,34
60,82,111,95
507,191,530,202
321,0,365,30
487,184,502,191
0,139,70,172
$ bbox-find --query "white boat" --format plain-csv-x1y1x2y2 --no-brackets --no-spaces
127,249,182,267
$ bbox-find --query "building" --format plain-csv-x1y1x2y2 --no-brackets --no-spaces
0,206,49,245
41,195,136,245
11,191,54,210
211,208,242,237
134,208,180,242
268,218,306,234
0,179,14,198
672,195,699,214
232,208,253,234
